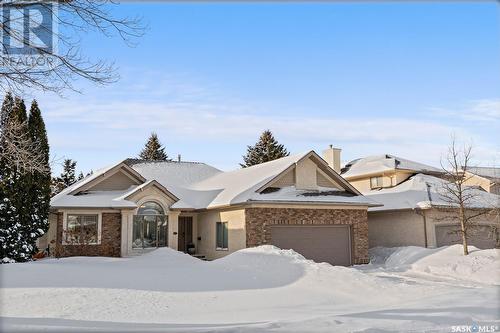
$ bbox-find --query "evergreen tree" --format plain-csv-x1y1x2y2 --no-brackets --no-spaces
139,132,169,161
0,96,35,262
241,130,289,168
27,100,51,252
51,159,78,196
0,92,22,262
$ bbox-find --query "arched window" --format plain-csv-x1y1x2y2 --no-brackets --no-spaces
133,201,167,249
137,201,164,216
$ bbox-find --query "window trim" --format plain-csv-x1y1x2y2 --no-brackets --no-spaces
370,176,383,189
215,221,229,251
62,212,102,245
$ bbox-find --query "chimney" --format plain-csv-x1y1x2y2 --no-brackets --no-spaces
177,154,181,162
322,144,342,173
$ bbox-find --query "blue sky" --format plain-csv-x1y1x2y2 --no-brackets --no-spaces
34,2,499,175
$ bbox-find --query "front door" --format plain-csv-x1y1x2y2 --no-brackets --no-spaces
178,216,193,252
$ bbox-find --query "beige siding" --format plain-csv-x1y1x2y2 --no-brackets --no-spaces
89,171,138,191
196,208,246,260
394,171,412,186
347,170,414,193
463,172,496,193
272,168,295,187
295,157,318,190
368,210,426,247
348,178,373,193
317,170,341,188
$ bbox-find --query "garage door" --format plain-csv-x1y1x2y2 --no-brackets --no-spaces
270,225,352,266
435,225,498,249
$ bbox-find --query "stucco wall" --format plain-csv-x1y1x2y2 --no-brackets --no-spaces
368,208,500,249
295,158,318,190
425,209,500,248
347,171,413,193
196,208,246,260
36,212,59,254
368,210,426,248
245,207,369,264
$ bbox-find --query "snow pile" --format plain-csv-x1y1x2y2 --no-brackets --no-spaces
2,245,499,332
370,245,500,285
2,257,15,264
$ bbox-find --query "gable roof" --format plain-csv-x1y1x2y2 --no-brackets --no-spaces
51,152,376,210
50,160,148,209
466,166,500,182
365,173,499,212
341,154,443,179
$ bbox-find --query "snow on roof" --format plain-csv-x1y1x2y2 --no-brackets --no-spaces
51,189,138,208
50,161,133,208
466,166,500,181
342,154,442,179
249,186,380,206
128,160,222,187
52,162,118,200
366,174,500,212
51,152,373,210
186,153,309,208
129,160,223,209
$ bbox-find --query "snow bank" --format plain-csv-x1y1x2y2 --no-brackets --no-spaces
2,245,499,332
370,245,500,285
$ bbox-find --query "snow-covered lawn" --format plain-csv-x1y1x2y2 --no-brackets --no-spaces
1,245,499,332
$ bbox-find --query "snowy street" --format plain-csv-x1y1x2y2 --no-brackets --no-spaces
1,245,499,332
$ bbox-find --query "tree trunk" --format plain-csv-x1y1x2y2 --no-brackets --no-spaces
460,207,469,255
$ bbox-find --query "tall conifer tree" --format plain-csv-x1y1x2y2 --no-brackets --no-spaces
0,95,35,261
139,132,169,161
241,130,289,168
0,92,21,262
27,100,51,249
1,95,52,262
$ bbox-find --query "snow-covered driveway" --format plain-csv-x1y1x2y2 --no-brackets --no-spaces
1,245,499,332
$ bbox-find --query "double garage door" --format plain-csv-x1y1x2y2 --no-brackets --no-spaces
435,224,498,249
271,225,352,266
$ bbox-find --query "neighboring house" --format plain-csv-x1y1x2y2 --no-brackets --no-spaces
40,151,379,266
463,166,500,195
341,154,444,192
337,153,500,249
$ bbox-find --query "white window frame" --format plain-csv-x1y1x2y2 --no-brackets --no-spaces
215,221,229,251
370,176,383,189
62,211,102,245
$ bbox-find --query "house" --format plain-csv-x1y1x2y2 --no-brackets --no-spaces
40,150,379,266
339,153,500,249
462,166,500,195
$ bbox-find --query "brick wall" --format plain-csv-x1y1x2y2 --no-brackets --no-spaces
55,212,122,257
245,207,369,264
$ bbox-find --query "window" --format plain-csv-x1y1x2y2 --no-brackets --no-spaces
133,201,167,249
216,222,228,250
370,176,383,189
65,214,99,245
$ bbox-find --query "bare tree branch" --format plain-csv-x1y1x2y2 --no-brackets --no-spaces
0,1,145,95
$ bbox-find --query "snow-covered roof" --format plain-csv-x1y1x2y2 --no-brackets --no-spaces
341,154,442,179
249,186,378,206
466,166,500,181
366,174,500,212
51,151,375,210
183,152,370,209
50,189,138,208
